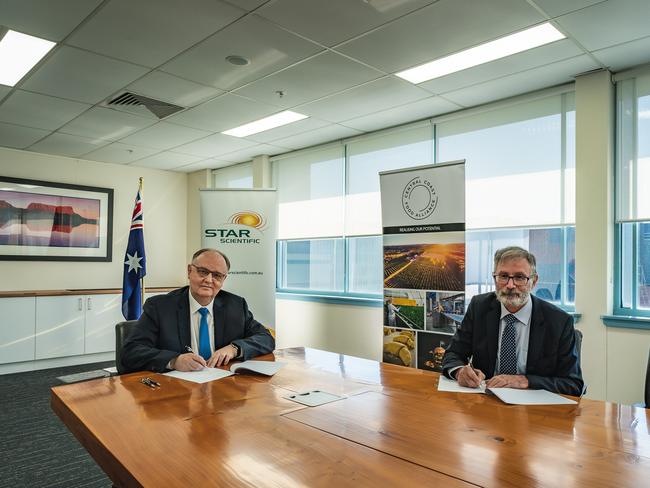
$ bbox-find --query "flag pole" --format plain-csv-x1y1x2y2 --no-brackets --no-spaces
139,176,145,308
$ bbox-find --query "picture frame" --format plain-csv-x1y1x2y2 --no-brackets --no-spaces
0,176,113,261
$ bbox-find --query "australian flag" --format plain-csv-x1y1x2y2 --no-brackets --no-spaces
122,185,146,320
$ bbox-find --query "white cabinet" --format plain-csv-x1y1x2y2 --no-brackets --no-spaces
35,294,124,360
0,297,36,364
85,294,124,354
35,296,85,359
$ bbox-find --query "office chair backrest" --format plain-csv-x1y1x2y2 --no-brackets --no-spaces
115,320,137,374
574,328,586,397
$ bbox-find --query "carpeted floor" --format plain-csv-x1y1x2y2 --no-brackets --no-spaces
0,362,115,488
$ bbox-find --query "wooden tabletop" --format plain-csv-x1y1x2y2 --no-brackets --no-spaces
51,347,650,487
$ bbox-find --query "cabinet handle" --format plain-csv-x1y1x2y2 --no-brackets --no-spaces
87,297,92,310
78,298,83,311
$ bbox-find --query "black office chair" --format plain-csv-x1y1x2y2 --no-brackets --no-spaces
115,320,137,374
574,328,586,397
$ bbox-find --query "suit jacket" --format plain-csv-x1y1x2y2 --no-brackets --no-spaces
121,286,275,373
442,292,584,396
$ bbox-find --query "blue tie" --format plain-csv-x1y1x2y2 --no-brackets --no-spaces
198,307,211,361
499,314,518,375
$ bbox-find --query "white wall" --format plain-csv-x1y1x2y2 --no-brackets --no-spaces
0,147,188,290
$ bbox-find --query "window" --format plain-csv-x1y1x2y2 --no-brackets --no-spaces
274,90,576,307
212,162,253,188
615,73,650,316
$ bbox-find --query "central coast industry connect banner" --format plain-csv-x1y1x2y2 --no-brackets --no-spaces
379,160,465,372
200,188,276,330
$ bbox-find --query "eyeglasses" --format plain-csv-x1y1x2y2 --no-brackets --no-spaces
493,273,532,286
191,264,227,282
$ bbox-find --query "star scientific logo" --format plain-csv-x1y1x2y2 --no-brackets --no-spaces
401,176,438,220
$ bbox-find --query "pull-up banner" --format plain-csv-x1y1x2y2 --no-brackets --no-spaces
200,188,276,329
379,160,465,372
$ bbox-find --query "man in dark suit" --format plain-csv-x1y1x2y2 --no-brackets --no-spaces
442,246,583,396
122,248,275,373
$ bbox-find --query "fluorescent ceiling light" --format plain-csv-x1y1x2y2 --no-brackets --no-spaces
396,23,565,84
222,110,308,137
0,29,56,87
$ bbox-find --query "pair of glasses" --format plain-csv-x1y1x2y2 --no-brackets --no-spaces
191,264,227,282
493,273,532,286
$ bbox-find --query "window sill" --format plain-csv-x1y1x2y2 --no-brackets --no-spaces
602,314,650,330
276,291,382,307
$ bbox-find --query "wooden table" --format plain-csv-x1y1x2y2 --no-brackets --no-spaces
51,347,650,487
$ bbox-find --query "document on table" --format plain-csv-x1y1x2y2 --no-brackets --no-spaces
438,375,486,394
488,388,577,405
164,368,233,384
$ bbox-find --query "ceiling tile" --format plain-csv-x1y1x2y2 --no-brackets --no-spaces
0,90,90,130
233,51,384,108
341,96,460,132
418,39,585,95
257,0,435,46
337,0,545,73
28,132,109,157
129,151,203,170
127,71,223,108
297,77,430,123
21,46,149,104
167,94,280,132
555,0,650,51
174,158,233,172
66,0,245,67
82,142,159,165
591,35,650,72
119,122,211,150
58,107,156,141
245,117,331,144
443,55,599,107
530,0,606,17
0,0,102,41
173,133,257,158
160,14,322,90
218,143,290,163
0,122,49,149
270,124,362,150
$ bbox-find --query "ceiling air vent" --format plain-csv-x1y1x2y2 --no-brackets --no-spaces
106,91,184,119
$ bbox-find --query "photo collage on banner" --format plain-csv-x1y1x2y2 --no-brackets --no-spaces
379,161,465,372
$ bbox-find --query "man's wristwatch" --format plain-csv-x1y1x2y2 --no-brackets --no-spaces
230,343,240,358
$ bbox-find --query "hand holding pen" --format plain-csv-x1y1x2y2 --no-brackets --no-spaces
456,358,486,389
170,346,207,372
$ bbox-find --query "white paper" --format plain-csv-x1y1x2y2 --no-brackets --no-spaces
488,387,577,405
230,360,286,376
437,375,486,394
284,390,345,407
164,368,233,384
103,366,118,374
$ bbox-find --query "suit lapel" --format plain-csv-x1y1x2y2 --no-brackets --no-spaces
486,294,501,375
177,288,191,349
526,295,545,369
212,293,226,348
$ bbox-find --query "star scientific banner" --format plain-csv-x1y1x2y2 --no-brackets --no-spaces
200,189,276,329
379,160,465,372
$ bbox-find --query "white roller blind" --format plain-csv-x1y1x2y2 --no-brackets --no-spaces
617,73,650,222
346,123,433,236
212,162,253,188
273,146,344,239
437,94,573,229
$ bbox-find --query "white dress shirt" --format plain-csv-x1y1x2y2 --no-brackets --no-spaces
188,292,215,357
495,298,532,375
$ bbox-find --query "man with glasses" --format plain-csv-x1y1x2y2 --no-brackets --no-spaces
122,248,275,373
442,246,583,396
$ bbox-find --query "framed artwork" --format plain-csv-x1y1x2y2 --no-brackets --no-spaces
0,176,113,261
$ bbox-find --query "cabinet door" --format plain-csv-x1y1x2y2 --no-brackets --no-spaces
0,297,36,364
85,294,123,354
35,296,84,359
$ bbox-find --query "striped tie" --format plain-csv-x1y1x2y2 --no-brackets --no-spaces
499,314,518,375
